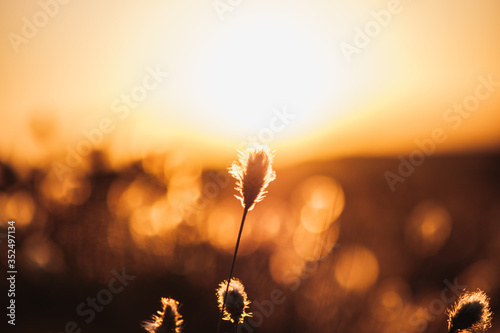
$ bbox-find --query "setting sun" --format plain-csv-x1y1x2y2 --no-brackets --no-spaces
186,11,339,136
2,0,499,170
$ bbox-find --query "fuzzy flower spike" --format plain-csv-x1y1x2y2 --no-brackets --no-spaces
143,297,183,333
216,145,276,333
230,144,276,211
446,289,493,333
216,278,252,324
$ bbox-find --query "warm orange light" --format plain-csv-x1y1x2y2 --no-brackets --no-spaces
405,201,452,257
295,175,345,233
1,1,500,169
293,224,339,261
334,245,379,292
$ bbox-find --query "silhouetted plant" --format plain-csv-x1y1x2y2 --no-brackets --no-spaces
216,278,252,325
216,144,276,333
143,145,275,333
446,289,492,333
143,297,183,333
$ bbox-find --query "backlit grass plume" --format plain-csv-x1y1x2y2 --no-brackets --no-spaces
216,278,252,324
143,297,183,333
446,289,492,333
229,144,276,211
216,144,276,333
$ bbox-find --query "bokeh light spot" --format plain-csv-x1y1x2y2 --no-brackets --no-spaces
23,234,65,273
293,223,339,261
295,175,345,233
39,173,91,208
334,244,379,292
405,201,452,257
5,190,35,227
269,248,305,286
460,259,500,293
203,200,259,255
370,277,412,324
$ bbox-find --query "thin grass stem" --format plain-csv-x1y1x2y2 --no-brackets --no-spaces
216,205,249,333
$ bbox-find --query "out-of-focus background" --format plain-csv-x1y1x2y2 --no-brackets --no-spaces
1,0,499,332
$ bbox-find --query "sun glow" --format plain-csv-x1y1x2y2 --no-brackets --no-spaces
187,12,340,137
1,1,500,170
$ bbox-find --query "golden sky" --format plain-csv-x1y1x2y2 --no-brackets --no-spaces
1,0,499,170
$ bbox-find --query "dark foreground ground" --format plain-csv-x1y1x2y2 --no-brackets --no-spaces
1,152,499,333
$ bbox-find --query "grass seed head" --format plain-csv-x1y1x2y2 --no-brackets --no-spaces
229,144,276,210
447,289,492,333
143,297,183,333
216,278,252,324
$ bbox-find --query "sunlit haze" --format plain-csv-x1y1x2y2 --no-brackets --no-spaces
2,0,500,171
1,0,500,171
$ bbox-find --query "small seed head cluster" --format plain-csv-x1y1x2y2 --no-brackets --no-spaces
216,278,252,324
143,297,183,333
447,289,493,333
